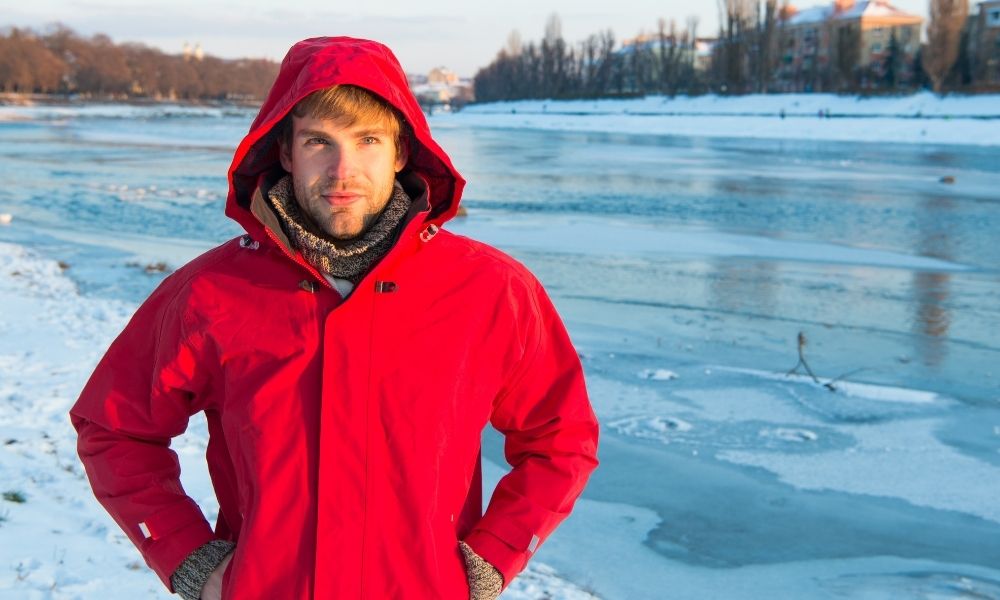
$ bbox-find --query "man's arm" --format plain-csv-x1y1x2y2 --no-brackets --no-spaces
70,274,220,591
463,277,600,589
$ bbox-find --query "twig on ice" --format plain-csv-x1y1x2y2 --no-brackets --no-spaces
787,331,823,385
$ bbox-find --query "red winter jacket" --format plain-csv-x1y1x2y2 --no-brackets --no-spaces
70,37,599,599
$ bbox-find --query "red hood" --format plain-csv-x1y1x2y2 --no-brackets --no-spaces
225,37,465,240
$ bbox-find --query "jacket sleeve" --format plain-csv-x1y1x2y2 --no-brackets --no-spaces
69,274,218,590
463,276,600,588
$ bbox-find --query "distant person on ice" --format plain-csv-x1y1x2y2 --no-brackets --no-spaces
69,37,599,599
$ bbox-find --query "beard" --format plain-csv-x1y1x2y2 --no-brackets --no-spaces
292,174,395,242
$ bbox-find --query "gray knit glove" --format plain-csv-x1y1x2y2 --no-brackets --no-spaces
170,540,235,600
458,540,504,600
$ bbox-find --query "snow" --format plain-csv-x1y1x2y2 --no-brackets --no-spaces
719,416,1000,523
637,368,678,381
442,92,1000,146
787,5,834,25
0,104,255,123
835,0,915,20
716,367,942,404
586,366,1000,524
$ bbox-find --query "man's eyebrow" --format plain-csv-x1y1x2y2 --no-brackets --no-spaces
296,128,330,139
295,128,390,138
353,128,390,137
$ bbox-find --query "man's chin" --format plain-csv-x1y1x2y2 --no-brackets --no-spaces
321,223,365,243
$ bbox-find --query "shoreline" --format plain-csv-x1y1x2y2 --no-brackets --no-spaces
0,92,262,108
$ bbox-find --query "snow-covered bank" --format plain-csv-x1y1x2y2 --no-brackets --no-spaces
0,241,594,598
0,104,256,123
463,92,1000,119
441,92,1000,146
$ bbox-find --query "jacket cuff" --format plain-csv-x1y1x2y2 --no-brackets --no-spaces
462,528,530,591
458,540,504,600
136,498,217,589
171,540,236,600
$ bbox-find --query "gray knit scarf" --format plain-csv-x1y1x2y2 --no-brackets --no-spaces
268,174,412,284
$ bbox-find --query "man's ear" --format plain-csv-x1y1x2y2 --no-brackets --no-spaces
278,134,292,172
394,137,409,173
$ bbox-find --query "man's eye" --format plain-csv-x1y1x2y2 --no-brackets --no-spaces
361,136,379,145
306,137,327,145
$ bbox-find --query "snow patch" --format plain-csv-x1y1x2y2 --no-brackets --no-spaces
760,428,819,443
716,367,941,405
719,418,1000,524
638,368,678,381
608,415,695,441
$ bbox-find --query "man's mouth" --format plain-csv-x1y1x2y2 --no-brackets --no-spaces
322,192,363,206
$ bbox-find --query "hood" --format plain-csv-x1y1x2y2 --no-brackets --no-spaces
225,37,466,241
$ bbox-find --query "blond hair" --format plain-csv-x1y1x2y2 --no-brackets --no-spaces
279,85,409,160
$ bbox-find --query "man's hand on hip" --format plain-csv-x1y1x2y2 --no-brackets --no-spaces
200,553,233,600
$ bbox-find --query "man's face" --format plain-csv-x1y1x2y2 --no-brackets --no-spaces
279,113,407,241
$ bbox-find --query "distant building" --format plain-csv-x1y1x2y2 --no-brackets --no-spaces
410,67,473,112
694,38,716,73
777,0,922,90
427,67,459,86
969,0,1000,84
183,41,205,62
617,33,714,72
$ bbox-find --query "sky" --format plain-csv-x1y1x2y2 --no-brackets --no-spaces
8,0,936,77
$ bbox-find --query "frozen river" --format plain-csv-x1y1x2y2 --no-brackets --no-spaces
1,103,999,598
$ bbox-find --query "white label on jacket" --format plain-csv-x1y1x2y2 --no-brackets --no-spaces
138,522,151,539
528,534,540,553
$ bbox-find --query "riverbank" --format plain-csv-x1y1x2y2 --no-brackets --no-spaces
441,91,1000,147
0,92,261,108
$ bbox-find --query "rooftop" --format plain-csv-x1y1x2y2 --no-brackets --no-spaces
834,0,919,20
783,0,920,25
786,5,835,25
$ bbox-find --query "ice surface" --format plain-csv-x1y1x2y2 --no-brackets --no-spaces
451,214,973,272
3,99,1000,598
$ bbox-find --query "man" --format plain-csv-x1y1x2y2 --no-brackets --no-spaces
70,37,599,599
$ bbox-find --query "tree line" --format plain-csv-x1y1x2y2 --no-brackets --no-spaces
474,15,705,102
475,0,983,102
0,25,279,100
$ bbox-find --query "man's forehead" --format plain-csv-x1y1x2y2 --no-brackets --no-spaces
291,113,394,135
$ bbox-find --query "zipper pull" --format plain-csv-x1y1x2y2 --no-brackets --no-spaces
239,234,260,250
375,281,398,294
299,280,317,293
419,224,440,243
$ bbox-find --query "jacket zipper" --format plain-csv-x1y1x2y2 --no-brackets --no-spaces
259,226,335,291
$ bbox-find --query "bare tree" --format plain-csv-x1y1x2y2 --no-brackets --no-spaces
0,28,67,93
0,24,278,99
833,22,861,91
758,0,780,92
714,0,757,93
506,30,523,57
923,0,969,92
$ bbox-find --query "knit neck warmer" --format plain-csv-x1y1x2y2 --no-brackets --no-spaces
268,174,412,284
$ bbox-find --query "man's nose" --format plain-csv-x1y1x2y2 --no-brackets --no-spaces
326,147,358,179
